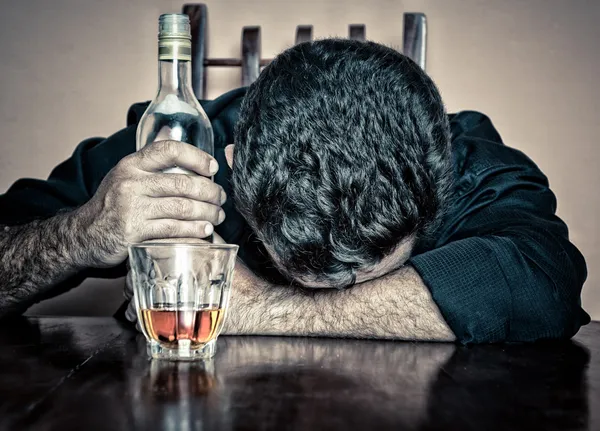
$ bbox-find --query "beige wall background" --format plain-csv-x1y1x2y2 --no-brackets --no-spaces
0,0,598,320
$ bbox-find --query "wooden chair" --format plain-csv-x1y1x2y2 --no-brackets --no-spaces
182,3,427,100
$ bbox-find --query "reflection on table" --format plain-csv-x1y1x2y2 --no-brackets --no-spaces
0,317,594,431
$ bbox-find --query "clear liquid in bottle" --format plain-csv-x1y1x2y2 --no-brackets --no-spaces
136,13,214,175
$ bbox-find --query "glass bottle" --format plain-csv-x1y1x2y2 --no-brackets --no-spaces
136,14,213,175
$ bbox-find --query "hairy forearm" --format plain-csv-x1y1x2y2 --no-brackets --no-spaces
0,211,89,317
226,265,456,341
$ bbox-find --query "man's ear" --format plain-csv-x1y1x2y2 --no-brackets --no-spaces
225,144,235,169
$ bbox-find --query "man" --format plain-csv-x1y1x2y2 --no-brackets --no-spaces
0,39,589,343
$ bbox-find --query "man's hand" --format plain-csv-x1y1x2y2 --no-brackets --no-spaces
0,139,227,318
74,140,226,268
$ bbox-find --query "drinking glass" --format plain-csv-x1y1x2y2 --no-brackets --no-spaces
128,243,239,360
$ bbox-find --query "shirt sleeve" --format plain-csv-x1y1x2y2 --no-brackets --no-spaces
0,125,137,225
410,112,590,344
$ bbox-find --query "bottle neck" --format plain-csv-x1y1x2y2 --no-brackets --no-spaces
158,59,194,96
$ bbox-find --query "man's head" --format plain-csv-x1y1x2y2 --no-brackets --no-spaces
229,39,452,288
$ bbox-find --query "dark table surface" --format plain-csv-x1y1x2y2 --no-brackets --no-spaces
0,317,598,431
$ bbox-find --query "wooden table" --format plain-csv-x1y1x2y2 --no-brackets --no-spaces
0,317,598,430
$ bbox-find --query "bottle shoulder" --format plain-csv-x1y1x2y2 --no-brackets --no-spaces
147,94,209,119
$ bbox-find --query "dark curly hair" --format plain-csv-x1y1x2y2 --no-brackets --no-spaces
232,39,452,287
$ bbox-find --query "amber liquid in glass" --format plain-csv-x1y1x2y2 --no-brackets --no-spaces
141,305,224,348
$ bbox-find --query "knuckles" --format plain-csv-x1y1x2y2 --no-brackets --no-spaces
152,140,180,161
151,220,179,238
172,174,192,195
114,178,137,197
161,198,193,218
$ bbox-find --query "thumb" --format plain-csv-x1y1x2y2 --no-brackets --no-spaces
212,232,226,244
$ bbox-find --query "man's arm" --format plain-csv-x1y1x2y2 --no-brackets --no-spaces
227,112,589,344
409,112,589,343
0,213,91,316
224,261,456,341
0,140,226,318
0,128,135,317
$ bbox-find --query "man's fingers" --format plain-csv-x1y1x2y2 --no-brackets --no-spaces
132,140,219,176
143,174,226,205
145,198,225,225
125,300,137,323
124,272,133,300
141,237,211,244
212,231,226,244
126,300,143,333
142,220,216,241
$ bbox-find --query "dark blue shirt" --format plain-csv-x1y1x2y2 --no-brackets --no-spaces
0,88,590,343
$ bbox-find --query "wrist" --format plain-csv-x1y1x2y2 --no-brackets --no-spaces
225,266,312,336
60,205,103,270
224,262,270,334
70,201,125,269
47,209,93,271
